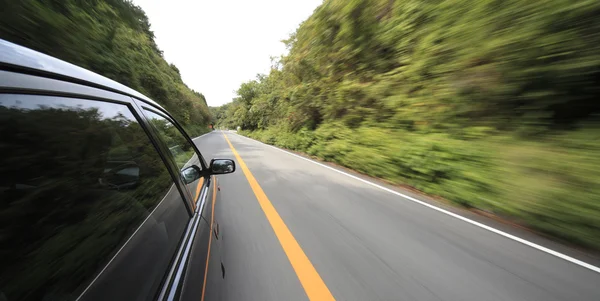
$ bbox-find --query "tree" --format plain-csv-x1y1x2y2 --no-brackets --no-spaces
0,0,212,136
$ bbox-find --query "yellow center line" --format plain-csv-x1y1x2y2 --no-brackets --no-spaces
222,133,335,301
200,178,217,301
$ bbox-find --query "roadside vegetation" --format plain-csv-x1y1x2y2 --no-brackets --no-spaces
216,0,600,249
0,0,211,136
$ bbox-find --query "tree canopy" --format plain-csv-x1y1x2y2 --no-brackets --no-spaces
216,0,600,249
0,0,210,136
218,0,600,132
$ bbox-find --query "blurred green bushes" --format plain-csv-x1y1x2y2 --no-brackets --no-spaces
0,0,210,136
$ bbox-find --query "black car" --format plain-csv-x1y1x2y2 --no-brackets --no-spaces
0,39,234,301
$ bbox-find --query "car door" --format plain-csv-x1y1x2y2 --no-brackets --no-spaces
136,105,220,300
0,93,193,301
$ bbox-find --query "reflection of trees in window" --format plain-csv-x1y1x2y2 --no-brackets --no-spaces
147,114,195,169
0,102,173,300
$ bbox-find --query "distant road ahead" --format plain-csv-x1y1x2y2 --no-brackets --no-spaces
195,131,600,301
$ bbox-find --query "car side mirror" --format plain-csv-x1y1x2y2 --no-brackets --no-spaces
210,159,236,175
181,165,202,184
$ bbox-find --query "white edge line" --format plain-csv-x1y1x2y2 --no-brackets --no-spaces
229,132,600,274
76,185,177,300
192,131,213,141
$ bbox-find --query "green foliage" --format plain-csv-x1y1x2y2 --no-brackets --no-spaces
0,0,211,136
217,0,600,248
219,0,600,132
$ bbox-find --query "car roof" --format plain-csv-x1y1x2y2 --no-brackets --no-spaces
0,39,163,109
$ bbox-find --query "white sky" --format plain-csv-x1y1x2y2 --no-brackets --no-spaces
131,0,323,106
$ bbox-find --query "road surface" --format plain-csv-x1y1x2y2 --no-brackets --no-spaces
194,131,600,301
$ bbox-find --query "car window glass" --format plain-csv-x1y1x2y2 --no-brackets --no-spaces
143,109,204,203
0,95,188,301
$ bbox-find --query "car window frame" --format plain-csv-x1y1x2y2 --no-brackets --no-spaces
0,69,212,301
0,69,197,216
129,102,198,217
135,103,209,204
139,105,208,171
133,102,217,300
0,91,197,301
116,98,200,217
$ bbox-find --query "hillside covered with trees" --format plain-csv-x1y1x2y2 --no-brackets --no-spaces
216,0,600,248
0,0,210,136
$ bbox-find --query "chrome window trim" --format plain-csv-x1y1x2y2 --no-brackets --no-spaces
0,70,132,104
158,178,211,301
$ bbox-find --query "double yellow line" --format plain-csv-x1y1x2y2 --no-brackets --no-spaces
223,133,335,301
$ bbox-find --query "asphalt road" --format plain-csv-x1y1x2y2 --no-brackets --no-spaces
194,131,600,301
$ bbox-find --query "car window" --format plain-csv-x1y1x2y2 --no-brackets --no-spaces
143,109,205,203
0,95,190,301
